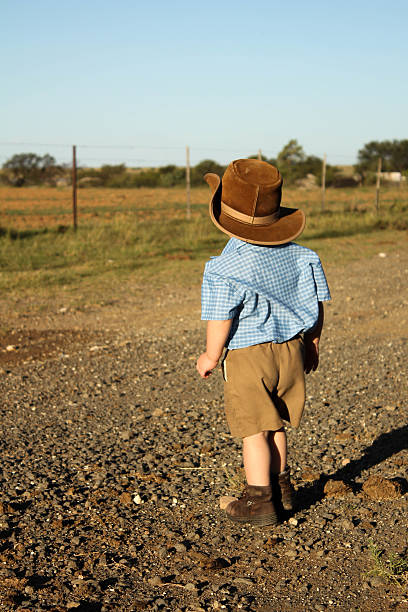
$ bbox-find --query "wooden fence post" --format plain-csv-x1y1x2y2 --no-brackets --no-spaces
186,145,191,220
258,149,262,160
375,157,382,213
321,153,327,211
72,145,78,231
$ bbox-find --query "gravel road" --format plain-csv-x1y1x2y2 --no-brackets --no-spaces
0,247,407,611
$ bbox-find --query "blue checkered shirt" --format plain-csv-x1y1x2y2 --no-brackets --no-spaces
201,238,331,349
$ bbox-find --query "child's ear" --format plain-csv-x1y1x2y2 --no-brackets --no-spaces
204,172,221,193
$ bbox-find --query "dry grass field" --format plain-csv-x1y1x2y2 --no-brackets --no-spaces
0,186,209,230
1,184,407,230
0,184,407,316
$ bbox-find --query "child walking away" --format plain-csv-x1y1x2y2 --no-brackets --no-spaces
196,159,331,526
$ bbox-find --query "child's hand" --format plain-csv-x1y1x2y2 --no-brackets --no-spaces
196,352,219,378
304,337,319,373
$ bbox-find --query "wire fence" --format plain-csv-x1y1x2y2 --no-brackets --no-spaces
0,141,405,232
0,140,358,168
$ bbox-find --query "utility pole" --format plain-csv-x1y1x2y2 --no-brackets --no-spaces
72,145,78,231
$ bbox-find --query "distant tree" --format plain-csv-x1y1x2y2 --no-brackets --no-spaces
158,165,185,187
355,139,408,182
276,140,307,183
191,159,226,186
129,169,161,188
159,165,177,174
277,139,306,167
274,140,342,186
99,164,127,185
275,140,310,183
2,152,63,186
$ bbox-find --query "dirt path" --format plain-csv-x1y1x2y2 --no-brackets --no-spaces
0,247,407,611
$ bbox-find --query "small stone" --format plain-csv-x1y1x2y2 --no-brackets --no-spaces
233,577,254,586
288,517,298,526
133,494,142,505
362,475,402,500
341,458,351,466
340,519,354,530
155,599,166,606
148,576,162,586
370,575,385,587
284,549,298,559
300,469,320,482
174,543,186,553
184,582,196,591
119,492,132,505
323,480,352,498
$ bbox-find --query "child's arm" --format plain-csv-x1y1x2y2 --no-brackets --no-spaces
196,319,232,378
303,301,324,373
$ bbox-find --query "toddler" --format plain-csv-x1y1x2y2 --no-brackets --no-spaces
196,159,330,525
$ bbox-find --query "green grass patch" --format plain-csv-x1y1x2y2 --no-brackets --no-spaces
1,197,407,297
366,540,408,587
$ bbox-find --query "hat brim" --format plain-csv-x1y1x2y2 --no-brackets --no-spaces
204,173,306,246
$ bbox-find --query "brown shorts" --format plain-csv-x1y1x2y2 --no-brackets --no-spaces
222,336,306,438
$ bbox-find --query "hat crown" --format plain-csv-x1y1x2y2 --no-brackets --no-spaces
204,158,305,246
232,159,282,186
222,159,282,218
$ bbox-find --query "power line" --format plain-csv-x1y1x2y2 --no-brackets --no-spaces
0,141,356,157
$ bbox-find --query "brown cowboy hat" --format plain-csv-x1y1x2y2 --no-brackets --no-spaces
204,158,305,245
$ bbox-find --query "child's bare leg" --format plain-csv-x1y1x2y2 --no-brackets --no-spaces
268,427,287,474
242,431,271,486
268,427,294,510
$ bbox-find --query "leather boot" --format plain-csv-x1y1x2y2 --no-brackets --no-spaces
224,484,278,526
271,468,295,512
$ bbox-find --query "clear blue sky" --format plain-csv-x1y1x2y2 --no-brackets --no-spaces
2,0,407,168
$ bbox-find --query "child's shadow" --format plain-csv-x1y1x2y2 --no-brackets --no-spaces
294,423,408,513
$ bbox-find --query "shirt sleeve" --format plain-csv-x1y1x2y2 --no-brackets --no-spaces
311,259,331,301
201,272,243,320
